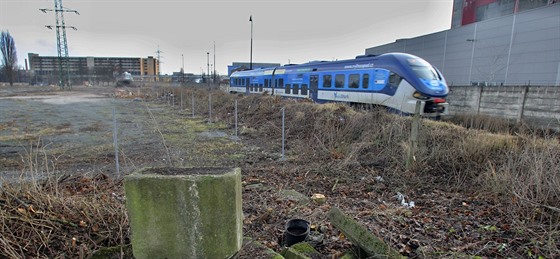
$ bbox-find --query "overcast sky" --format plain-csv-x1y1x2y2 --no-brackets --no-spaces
1,0,453,75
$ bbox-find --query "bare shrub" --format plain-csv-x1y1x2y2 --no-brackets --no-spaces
210,90,559,221
445,113,513,134
1,178,128,258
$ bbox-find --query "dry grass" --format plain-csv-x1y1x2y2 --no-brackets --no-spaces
2,87,559,258
0,176,127,258
209,89,559,256
1,138,128,258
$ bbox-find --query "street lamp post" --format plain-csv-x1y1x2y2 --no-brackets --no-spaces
207,52,210,87
181,54,185,85
249,15,253,70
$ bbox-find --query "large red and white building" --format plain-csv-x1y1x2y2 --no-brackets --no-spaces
366,0,559,86
453,0,558,27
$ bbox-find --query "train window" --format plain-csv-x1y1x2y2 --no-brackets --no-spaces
279,78,284,88
293,84,299,95
285,84,291,94
389,72,402,88
408,58,440,80
301,84,308,95
231,79,235,85
335,74,344,88
259,84,263,92
264,79,268,88
362,74,369,89
310,76,318,89
323,75,332,88
246,78,250,87
349,74,360,88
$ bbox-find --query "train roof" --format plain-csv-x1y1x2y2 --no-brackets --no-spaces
230,53,424,77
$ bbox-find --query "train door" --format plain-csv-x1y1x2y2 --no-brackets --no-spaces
310,74,319,101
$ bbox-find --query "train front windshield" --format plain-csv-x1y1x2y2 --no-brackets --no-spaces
407,58,440,81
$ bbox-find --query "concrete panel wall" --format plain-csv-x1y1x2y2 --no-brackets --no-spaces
447,85,560,130
365,4,560,86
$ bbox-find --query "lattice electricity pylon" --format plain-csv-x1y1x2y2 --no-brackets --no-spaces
40,0,79,90
155,45,164,81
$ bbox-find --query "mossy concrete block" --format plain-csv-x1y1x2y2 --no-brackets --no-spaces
289,242,320,258
281,247,311,259
90,245,133,259
279,189,310,205
242,237,285,259
125,167,243,259
328,207,406,259
340,252,356,259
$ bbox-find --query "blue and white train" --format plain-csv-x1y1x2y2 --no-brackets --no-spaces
229,53,449,116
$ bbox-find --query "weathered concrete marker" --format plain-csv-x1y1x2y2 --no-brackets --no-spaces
124,167,243,259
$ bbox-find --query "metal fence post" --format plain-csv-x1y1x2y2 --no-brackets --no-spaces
208,93,212,123
234,99,238,137
192,92,195,118
281,107,285,161
112,107,120,177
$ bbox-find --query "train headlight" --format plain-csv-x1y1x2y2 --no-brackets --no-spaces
413,91,429,100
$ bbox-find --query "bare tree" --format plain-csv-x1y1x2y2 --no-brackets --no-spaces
0,31,18,86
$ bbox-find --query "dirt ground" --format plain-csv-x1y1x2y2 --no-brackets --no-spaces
1,85,558,258
0,85,242,180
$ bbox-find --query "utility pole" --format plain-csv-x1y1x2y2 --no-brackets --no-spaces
249,15,253,70
40,0,79,90
181,54,185,85
207,52,210,88
213,41,216,83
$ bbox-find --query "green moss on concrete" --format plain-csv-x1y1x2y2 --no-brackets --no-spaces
328,207,406,259
281,247,311,259
279,189,310,205
243,237,285,259
290,242,320,258
340,253,356,259
90,245,133,259
124,167,242,259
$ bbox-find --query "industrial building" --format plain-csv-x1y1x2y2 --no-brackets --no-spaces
228,62,281,76
366,1,559,86
27,53,160,85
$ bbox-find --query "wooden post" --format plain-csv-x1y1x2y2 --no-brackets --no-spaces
406,101,422,169
476,85,484,115
517,85,529,123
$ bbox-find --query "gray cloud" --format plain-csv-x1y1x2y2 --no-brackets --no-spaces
2,0,452,74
